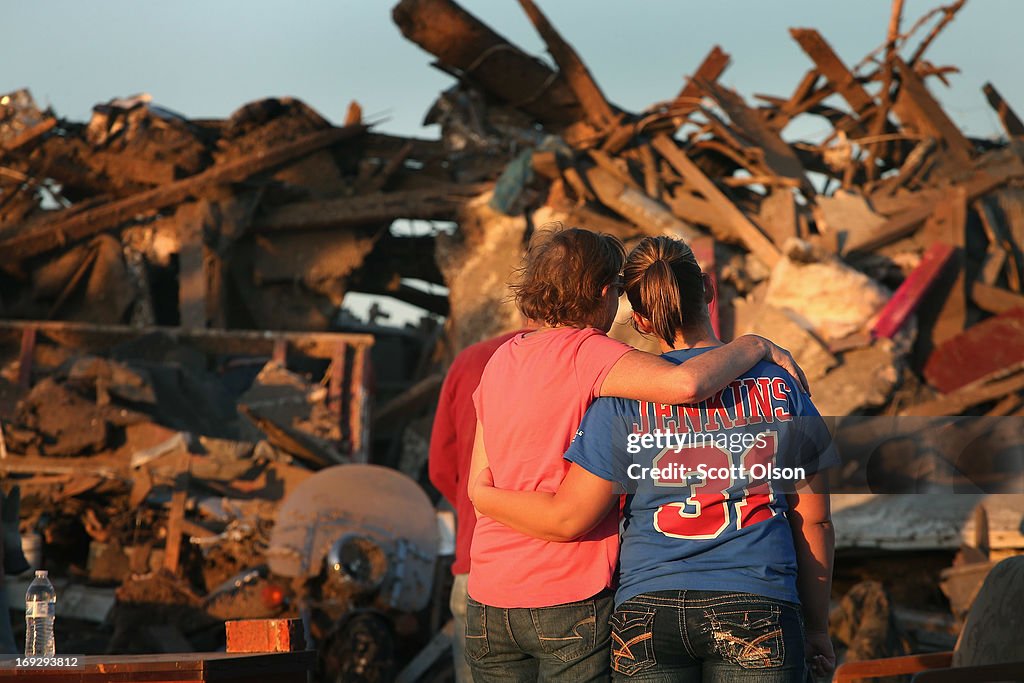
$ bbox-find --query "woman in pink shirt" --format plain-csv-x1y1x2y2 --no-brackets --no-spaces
465,227,807,682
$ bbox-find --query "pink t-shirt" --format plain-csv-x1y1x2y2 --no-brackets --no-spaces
469,327,633,608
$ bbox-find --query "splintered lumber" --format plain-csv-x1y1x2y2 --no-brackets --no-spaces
0,125,367,262
872,242,956,338
892,58,973,164
252,183,489,232
0,117,56,153
652,135,780,267
928,187,969,345
923,307,1024,393
971,282,1024,315
517,0,616,129
789,28,875,116
584,166,700,242
699,79,808,183
392,0,582,125
670,46,731,125
983,82,1024,138
901,368,1024,416
844,162,1024,253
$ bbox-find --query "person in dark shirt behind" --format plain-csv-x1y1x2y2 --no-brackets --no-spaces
428,329,523,683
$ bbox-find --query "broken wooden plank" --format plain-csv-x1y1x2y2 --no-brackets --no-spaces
177,202,208,329
699,79,809,183
871,242,956,338
892,57,973,164
901,368,1024,416
789,28,875,115
584,165,700,241
929,187,969,345
163,449,191,574
0,117,56,154
982,82,1024,138
667,45,732,127
844,162,1024,253
517,0,616,129
924,307,1024,393
0,125,367,262
652,134,780,267
252,183,488,233
971,282,1024,315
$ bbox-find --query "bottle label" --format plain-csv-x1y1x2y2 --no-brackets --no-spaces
26,601,54,618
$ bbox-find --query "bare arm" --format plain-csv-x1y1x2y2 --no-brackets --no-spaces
469,463,617,542
787,472,835,678
467,420,489,520
601,335,809,404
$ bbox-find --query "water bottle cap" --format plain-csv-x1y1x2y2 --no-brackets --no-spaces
34,570,47,578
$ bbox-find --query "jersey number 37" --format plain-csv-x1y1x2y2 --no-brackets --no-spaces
652,432,778,540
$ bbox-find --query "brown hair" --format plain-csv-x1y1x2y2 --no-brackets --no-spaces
511,226,625,328
623,236,709,346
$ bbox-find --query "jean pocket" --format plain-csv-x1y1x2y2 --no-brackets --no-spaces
703,602,784,669
609,607,657,677
530,600,598,664
464,598,489,661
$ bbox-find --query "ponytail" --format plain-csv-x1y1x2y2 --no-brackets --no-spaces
623,236,707,345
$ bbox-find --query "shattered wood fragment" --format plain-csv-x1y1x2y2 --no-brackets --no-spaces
698,79,809,184
924,307,1024,393
789,28,876,116
664,45,732,130
844,161,1024,253
162,450,190,574
516,0,616,129
926,187,968,346
982,82,1024,138
756,190,799,248
0,117,56,153
871,242,956,339
583,165,700,241
901,369,1024,416
652,135,780,267
971,282,1024,315
0,125,367,262
891,57,973,164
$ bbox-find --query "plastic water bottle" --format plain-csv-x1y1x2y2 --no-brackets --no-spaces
25,570,56,656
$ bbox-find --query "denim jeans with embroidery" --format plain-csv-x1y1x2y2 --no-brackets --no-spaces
610,590,806,682
465,591,614,682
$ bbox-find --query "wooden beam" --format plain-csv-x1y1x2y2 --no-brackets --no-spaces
583,165,701,242
516,0,616,129
971,282,1024,315
652,135,780,267
789,28,875,115
892,57,973,164
982,82,1024,138
902,369,1024,416
252,183,488,233
669,45,731,125
0,125,367,262
844,161,1024,253
698,79,809,184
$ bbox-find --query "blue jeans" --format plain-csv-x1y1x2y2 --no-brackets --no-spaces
465,591,614,682
610,590,806,682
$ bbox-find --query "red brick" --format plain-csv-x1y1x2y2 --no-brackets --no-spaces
225,618,306,653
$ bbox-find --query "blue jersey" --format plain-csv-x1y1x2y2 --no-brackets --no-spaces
565,348,840,607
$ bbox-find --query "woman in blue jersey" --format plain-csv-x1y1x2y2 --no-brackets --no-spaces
471,236,837,682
